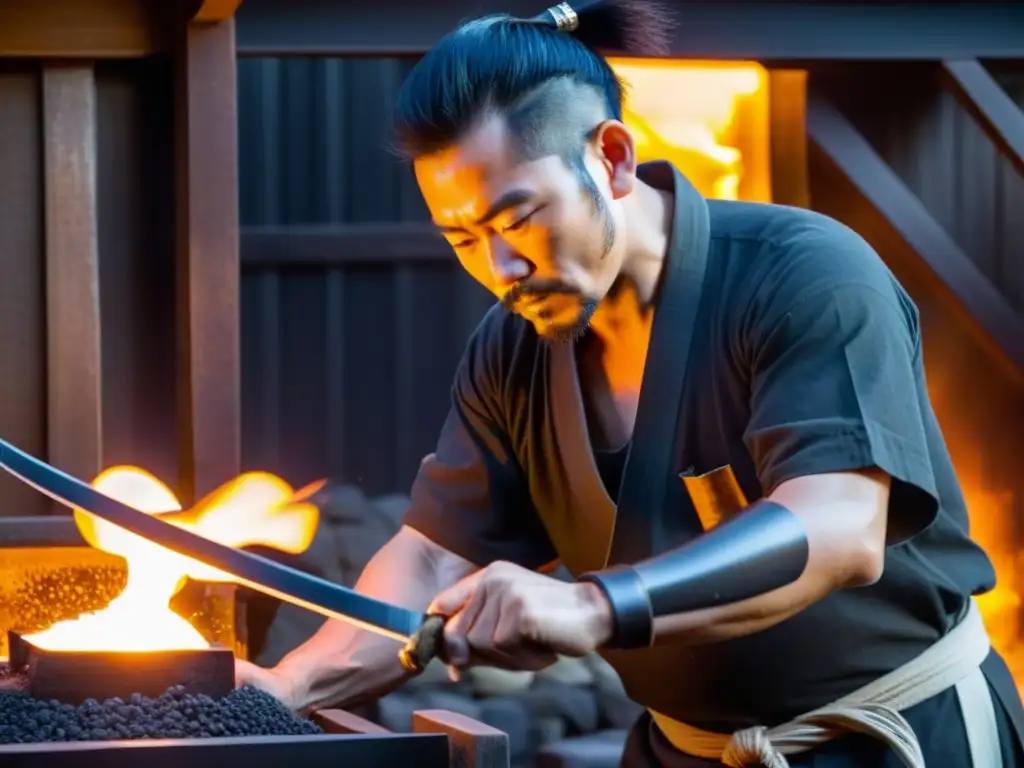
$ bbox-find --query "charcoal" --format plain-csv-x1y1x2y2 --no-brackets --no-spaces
4,565,126,637
0,684,322,744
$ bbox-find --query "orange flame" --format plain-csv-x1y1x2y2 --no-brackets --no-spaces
24,467,320,653
608,59,770,202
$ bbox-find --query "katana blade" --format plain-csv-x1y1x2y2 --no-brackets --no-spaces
0,438,425,643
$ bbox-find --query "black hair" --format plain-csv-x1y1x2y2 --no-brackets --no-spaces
392,0,675,160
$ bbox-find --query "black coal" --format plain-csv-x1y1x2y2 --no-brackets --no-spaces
0,685,323,744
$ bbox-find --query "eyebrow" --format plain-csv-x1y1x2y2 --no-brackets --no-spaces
434,189,536,234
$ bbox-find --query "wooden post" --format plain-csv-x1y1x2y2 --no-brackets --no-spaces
42,63,104,489
768,69,811,209
174,11,242,505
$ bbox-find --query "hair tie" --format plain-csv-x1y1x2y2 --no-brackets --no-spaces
542,2,580,32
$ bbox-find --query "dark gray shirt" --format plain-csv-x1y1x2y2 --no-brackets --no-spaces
403,163,996,730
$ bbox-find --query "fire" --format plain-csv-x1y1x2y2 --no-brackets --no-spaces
24,467,320,653
608,59,771,202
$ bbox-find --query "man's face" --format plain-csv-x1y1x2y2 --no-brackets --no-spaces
414,114,631,341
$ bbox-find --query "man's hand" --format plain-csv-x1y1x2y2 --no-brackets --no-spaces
235,658,306,714
429,561,614,674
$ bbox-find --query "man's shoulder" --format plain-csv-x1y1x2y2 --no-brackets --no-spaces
708,200,916,323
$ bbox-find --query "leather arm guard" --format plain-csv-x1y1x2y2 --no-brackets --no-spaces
577,499,810,649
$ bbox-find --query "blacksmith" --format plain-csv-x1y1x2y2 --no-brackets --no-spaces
237,2,1024,765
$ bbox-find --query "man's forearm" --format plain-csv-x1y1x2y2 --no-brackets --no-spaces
580,471,890,649
273,527,477,712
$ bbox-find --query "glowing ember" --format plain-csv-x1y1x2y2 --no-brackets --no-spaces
24,467,320,653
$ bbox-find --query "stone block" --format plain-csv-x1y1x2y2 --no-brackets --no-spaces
377,691,423,733
523,681,600,735
478,695,533,759
536,729,629,768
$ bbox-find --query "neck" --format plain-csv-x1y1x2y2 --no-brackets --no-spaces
589,178,673,347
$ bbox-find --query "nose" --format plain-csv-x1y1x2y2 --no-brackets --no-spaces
488,236,533,288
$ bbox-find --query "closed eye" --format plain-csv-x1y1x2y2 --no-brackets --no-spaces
503,205,546,233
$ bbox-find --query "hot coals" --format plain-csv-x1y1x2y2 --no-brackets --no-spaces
0,685,322,744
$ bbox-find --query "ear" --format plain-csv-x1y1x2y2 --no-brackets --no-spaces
591,120,637,200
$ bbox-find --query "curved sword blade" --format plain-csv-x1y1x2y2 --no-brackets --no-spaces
0,438,424,642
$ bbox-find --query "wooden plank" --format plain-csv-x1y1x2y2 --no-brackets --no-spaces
413,709,510,768
767,69,811,209
241,224,451,267
174,18,242,505
235,0,1024,60
313,709,392,735
43,64,104,488
806,90,1024,384
0,0,164,58
940,59,1024,177
0,65,48,517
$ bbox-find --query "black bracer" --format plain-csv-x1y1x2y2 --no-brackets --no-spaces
577,500,810,649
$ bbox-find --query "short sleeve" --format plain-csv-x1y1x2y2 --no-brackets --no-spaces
402,321,557,570
743,280,939,545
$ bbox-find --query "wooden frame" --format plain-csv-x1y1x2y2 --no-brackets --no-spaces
0,3,245,510
314,708,511,768
806,89,1024,384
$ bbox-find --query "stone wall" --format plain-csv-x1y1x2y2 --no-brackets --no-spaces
250,484,641,767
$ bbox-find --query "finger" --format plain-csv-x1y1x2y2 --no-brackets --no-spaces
465,591,503,659
444,589,488,668
429,569,484,616
442,614,468,671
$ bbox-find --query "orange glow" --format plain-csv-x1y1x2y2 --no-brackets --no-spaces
961,471,1024,683
24,467,319,653
607,59,771,202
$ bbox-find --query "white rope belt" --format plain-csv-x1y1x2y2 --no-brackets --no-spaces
650,600,1000,768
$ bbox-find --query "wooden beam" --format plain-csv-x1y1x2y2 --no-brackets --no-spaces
767,69,811,209
940,59,1024,177
806,91,1024,383
240,223,452,267
43,64,104,488
0,0,165,58
413,710,510,768
313,709,392,736
193,0,246,22
174,17,241,505
236,0,1024,60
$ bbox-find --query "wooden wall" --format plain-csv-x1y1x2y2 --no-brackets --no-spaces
0,59,178,516
236,57,495,495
